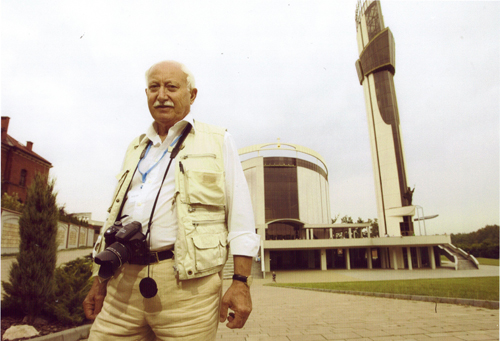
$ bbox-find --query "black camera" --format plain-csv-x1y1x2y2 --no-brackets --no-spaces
94,221,147,279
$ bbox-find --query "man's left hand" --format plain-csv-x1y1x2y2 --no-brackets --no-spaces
219,280,252,328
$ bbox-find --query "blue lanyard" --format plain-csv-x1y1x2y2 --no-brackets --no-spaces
138,134,182,183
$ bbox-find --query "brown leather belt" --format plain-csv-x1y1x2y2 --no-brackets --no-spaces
128,250,174,265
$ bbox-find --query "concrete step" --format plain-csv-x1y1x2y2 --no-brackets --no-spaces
457,259,478,270
440,244,479,270
223,254,234,279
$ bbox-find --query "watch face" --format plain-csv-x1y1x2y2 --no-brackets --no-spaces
247,275,253,287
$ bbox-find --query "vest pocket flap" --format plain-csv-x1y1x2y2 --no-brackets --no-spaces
192,234,220,249
192,233,228,272
219,238,228,247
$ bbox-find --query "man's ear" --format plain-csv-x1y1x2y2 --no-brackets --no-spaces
190,88,198,104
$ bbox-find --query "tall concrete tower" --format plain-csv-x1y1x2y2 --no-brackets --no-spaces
355,0,415,237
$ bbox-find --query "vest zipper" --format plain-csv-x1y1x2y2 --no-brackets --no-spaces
179,161,190,204
192,219,225,227
181,153,217,159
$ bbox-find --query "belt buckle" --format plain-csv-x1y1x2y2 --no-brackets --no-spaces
150,251,160,264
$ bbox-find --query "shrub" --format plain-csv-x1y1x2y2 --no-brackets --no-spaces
45,257,94,325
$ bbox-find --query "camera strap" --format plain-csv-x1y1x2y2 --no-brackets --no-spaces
139,123,192,299
137,133,184,184
145,122,192,236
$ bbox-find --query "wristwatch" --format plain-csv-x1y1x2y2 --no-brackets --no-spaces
232,274,253,287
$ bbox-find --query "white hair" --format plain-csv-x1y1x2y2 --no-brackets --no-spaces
145,61,196,90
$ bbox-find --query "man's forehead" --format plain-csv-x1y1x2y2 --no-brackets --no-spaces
148,63,187,83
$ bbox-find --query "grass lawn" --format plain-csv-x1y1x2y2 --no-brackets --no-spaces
266,277,499,301
440,256,499,266
476,258,499,266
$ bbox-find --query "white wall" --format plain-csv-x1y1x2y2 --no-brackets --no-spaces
297,167,330,224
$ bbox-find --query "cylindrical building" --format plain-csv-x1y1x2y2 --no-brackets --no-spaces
238,139,449,275
239,141,332,270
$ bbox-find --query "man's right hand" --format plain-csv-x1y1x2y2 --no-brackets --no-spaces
83,277,108,320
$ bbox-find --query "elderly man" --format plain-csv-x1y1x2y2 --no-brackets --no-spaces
83,60,260,340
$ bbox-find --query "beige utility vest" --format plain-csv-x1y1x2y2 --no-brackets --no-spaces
92,120,228,280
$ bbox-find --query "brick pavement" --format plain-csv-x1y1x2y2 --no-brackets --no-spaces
217,284,499,341
2,249,498,340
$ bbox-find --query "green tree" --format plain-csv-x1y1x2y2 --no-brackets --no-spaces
1,192,24,212
341,215,353,224
451,225,499,259
331,214,340,224
2,173,59,324
369,218,379,238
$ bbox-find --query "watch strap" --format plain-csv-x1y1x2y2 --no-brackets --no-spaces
232,274,248,283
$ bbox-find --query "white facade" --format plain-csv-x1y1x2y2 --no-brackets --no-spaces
238,142,455,276
297,166,330,225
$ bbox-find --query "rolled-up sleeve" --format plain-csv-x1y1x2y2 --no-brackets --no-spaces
223,132,261,257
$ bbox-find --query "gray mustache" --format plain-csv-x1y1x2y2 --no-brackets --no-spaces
154,100,174,107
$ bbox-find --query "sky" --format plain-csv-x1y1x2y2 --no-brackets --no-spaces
1,1,498,235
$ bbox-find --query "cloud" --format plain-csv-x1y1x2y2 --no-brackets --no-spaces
2,1,498,233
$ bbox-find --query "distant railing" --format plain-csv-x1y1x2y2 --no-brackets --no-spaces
266,224,376,241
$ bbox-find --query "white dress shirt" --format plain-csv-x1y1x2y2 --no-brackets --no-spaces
121,114,260,257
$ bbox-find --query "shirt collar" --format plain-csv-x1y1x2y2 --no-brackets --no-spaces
146,113,195,146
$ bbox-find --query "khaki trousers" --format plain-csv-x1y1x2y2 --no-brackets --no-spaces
89,259,222,341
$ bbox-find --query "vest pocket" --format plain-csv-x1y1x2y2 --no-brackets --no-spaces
184,169,225,206
192,232,228,272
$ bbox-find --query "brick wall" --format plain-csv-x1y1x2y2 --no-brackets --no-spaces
2,150,50,203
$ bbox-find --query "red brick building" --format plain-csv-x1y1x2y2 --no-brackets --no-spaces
1,116,52,203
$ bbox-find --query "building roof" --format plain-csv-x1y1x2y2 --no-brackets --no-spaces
2,134,52,166
239,141,328,176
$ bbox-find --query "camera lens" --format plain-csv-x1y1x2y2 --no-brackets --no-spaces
94,242,130,279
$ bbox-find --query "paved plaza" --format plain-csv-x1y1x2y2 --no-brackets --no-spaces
217,282,499,341
1,249,499,340
220,264,500,340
